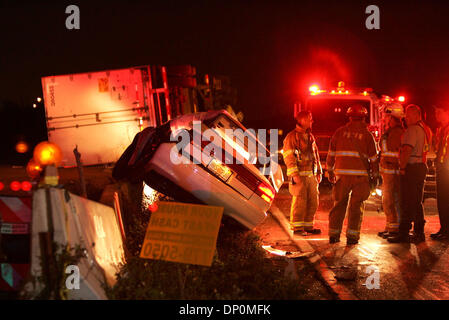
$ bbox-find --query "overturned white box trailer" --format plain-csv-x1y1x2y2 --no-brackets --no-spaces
41,66,172,167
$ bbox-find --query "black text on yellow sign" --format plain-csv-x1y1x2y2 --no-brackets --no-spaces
140,202,223,266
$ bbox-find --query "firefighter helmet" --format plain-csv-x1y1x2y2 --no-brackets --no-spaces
384,103,404,119
346,105,368,118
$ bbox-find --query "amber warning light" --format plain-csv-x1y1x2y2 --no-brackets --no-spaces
15,141,29,154
33,141,62,166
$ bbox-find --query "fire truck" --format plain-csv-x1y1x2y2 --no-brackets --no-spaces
294,81,405,169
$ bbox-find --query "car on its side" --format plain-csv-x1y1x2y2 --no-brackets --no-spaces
113,110,284,229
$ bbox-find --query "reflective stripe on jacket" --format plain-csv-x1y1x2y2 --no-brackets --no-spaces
326,120,378,176
283,126,322,177
379,126,403,175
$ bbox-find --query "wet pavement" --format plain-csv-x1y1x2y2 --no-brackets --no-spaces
256,185,449,300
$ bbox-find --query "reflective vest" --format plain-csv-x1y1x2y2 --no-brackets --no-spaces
326,121,378,176
283,126,322,177
379,126,404,175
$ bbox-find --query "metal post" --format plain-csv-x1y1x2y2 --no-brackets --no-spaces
73,146,87,198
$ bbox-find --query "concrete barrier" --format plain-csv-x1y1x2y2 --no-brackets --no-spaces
28,187,125,299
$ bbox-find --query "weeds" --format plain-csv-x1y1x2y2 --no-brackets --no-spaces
106,193,305,300
20,242,87,300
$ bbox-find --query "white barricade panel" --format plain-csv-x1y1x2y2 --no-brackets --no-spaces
29,188,126,300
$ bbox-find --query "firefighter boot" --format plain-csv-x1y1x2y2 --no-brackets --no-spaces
387,233,410,243
329,236,340,244
377,231,389,238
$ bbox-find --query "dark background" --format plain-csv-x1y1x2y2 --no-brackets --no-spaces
2,0,449,164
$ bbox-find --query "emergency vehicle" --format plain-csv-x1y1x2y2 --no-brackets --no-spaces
294,81,405,169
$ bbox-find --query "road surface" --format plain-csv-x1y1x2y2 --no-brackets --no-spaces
255,184,449,300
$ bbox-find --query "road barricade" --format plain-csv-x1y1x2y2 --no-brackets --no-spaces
0,196,32,235
0,196,32,293
28,187,125,299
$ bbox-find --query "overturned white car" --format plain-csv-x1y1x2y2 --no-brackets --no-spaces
113,110,284,229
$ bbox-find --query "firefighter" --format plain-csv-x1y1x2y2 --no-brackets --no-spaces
282,110,322,235
430,106,449,240
377,104,404,239
388,104,432,243
326,105,378,245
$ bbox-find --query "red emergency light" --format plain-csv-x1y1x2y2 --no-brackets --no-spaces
398,96,405,102
7,180,32,192
21,181,32,192
309,85,320,95
10,181,21,192
0,182,4,191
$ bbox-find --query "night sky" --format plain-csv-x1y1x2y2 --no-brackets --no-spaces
2,0,449,163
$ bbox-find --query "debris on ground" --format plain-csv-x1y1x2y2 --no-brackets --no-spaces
330,265,358,281
262,245,315,259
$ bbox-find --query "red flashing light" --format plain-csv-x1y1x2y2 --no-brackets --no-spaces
309,85,320,94
21,181,32,192
398,96,405,102
0,182,4,191
10,181,21,192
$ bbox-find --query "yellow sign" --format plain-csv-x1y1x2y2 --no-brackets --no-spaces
140,202,223,266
